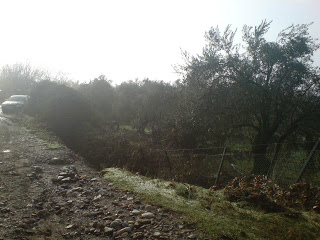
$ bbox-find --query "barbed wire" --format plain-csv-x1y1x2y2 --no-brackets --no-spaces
167,152,309,158
153,140,319,152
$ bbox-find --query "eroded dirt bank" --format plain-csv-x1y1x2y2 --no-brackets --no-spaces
0,116,201,240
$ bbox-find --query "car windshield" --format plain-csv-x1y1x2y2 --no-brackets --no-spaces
8,96,28,102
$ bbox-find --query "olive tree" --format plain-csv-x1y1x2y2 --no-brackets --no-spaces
180,20,320,175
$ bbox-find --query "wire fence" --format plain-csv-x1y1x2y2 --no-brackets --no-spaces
152,141,320,188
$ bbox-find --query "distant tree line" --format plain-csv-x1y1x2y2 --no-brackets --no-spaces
0,21,319,177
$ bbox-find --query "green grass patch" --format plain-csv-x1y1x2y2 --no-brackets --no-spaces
47,142,61,149
120,125,133,131
103,168,320,240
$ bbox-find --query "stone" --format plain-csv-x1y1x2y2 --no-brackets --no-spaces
61,177,71,182
132,232,144,239
65,225,73,229
32,166,43,173
110,220,122,230
136,218,152,225
117,227,132,235
93,194,102,201
49,157,68,165
132,209,141,215
71,187,83,192
141,212,154,218
188,233,196,239
153,231,161,237
121,222,129,228
104,227,113,234
145,205,153,211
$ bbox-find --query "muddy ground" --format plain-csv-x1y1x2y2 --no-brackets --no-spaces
0,114,201,240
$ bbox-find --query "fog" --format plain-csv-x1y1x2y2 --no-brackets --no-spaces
0,0,319,84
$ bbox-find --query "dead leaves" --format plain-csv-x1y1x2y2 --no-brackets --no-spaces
223,176,320,213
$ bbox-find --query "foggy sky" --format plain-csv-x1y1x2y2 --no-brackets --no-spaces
0,0,319,84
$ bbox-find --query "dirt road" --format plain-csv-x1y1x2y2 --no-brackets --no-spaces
0,115,200,240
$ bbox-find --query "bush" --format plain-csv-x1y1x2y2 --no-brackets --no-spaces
28,80,93,143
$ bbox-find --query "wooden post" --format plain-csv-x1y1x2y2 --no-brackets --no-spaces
296,140,320,183
165,151,172,171
215,147,226,185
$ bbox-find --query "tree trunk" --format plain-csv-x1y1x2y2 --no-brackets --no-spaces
252,134,271,175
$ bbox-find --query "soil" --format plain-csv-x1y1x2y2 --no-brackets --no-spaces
0,115,201,240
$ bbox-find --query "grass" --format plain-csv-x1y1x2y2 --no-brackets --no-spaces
47,142,61,149
103,168,320,240
120,125,133,131
120,125,152,134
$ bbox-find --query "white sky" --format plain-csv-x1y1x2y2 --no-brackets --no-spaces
0,0,319,84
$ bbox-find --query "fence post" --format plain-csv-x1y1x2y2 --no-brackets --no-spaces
214,147,226,185
164,150,172,171
296,139,320,183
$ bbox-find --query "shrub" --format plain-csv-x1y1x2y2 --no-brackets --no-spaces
28,80,93,143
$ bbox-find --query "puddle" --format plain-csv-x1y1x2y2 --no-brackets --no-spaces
2,149,11,153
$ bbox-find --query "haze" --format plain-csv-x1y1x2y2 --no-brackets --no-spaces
0,0,319,84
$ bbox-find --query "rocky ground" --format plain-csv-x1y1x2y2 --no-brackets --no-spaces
0,115,201,240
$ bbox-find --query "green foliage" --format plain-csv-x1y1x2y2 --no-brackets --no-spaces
28,80,93,142
114,79,176,134
179,20,320,174
78,75,115,122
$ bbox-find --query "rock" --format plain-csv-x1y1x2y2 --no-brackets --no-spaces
121,222,129,228
141,212,154,218
71,187,83,192
136,218,152,225
61,177,71,182
93,194,102,201
145,205,153,211
116,227,132,235
65,224,73,229
110,220,122,230
132,209,141,215
59,172,75,177
104,227,113,234
188,233,196,239
120,232,129,237
49,157,68,165
132,232,144,239
153,231,161,237
32,166,43,173
104,220,111,226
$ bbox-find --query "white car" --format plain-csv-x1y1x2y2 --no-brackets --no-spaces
1,95,30,114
